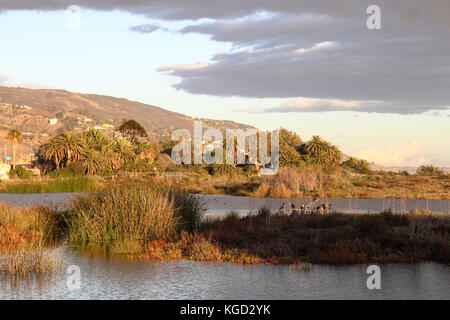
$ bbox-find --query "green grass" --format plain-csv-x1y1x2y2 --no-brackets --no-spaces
63,184,180,249
4,177,98,193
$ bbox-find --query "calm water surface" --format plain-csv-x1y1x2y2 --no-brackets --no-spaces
1,194,449,300
1,248,449,300
0,193,449,215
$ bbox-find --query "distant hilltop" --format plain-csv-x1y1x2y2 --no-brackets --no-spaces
0,86,253,141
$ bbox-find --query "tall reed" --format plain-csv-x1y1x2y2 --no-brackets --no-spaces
63,185,180,249
0,203,62,279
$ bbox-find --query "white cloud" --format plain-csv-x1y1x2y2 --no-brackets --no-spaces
293,41,336,54
355,142,430,167
158,62,214,74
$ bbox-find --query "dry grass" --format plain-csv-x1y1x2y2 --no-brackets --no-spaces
143,232,261,264
200,209,450,265
255,166,324,198
0,202,59,247
0,203,62,279
0,247,62,279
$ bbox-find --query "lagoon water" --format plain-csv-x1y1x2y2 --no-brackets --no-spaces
1,248,449,300
0,193,449,215
1,193,449,300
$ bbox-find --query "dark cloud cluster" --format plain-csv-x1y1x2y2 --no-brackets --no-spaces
129,23,162,34
2,0,450,114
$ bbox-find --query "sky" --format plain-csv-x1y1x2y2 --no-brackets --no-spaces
0,1,449,167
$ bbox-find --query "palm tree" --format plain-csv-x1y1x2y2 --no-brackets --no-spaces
7,128,22,165
55,132,86,166
313,150,331,167
305,135,324,155
82,129,112,151
113,139,135,164
101,145,121,171
80,150,105,175
41,139,63,169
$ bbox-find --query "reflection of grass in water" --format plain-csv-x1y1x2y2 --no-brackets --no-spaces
0,247,63,280
4,177,98,193
0,202,63,280
290,261,313,272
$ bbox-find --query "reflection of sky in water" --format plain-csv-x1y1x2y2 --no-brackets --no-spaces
0,193,449,215
2,248,449,300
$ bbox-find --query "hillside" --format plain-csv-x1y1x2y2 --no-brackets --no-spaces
0,86,253,140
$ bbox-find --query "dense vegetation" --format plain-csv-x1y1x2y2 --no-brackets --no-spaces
1,124,448,199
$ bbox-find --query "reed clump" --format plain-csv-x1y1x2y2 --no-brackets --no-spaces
63,185,180,249
0,202,59,247
0,203,62,279
0,248,62,279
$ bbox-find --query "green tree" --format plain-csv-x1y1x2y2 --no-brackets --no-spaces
82,129,112,151
41,138,63,169
303,136,342,168
80,150,105,175
119,119,147,141
113,139,135,164
55,132,86,166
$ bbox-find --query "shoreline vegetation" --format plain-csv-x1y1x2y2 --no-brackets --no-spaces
1,182,449,280
0,125,448,200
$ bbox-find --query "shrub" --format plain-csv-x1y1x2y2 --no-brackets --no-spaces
9,166,35,179
49,167,75,178
210,164,236,176
416,165,443,176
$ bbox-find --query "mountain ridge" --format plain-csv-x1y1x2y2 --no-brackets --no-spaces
0,86,253,140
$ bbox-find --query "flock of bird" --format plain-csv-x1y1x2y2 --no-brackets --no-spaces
278,199,331,215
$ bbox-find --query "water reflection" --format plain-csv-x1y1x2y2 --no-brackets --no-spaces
1,248,449,300
0,193,449,216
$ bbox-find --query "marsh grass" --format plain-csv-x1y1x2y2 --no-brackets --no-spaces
0,202,62,279
63,185,180,252
3,177,98,193
0,247,63,280
201,210,450,265
144,232,261,264
0,202,60,247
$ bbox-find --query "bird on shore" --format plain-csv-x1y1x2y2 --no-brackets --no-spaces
290,201,296,209
279,202,286,210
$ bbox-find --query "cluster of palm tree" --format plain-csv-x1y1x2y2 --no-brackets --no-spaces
303,135,342,167
40,129,156,175
278,129,342,169
342,157,371,174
